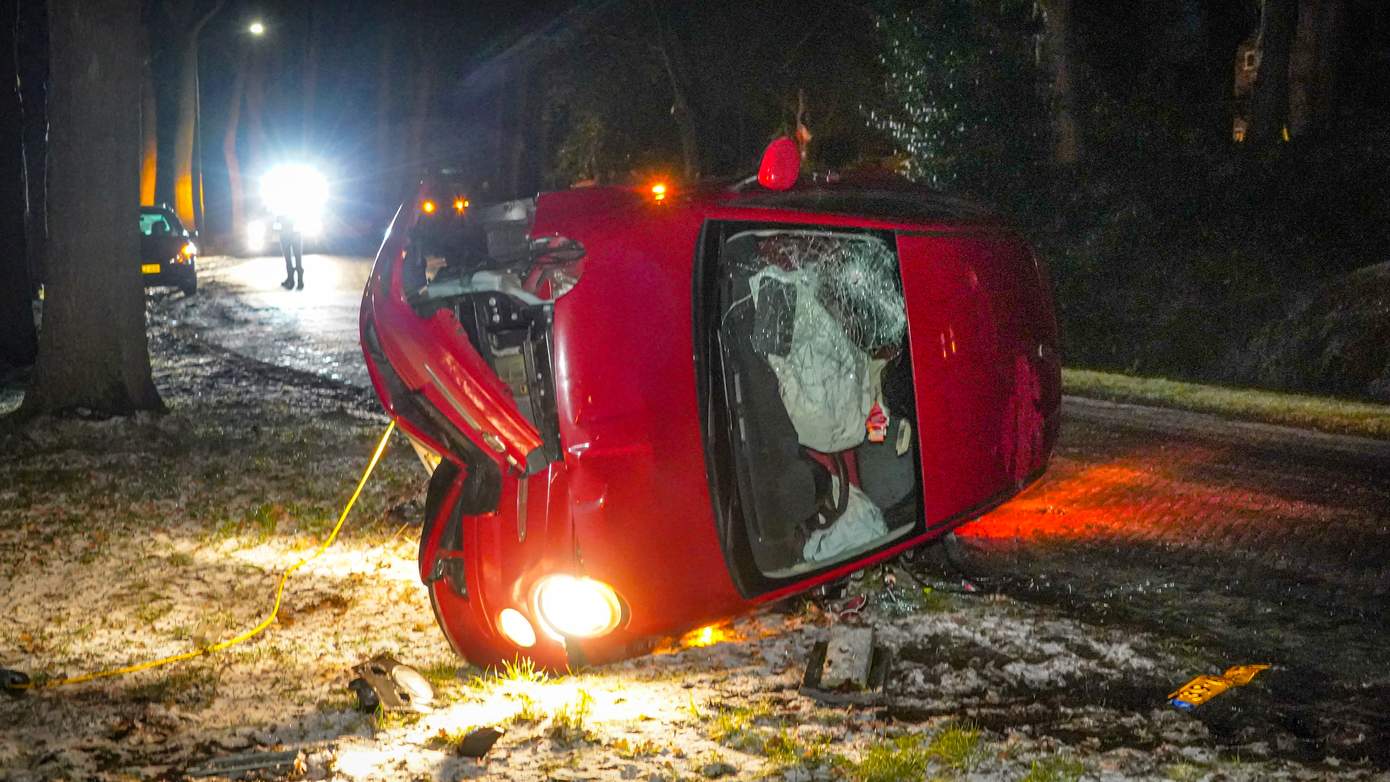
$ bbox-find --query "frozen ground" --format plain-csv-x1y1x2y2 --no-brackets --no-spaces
1,263,1387,781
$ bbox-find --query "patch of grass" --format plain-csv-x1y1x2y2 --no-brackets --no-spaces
371,704,423,732
427,727,477,752
419,661,462,690
166,550,195,568
509,693,545,726
1064,367,1390,439
133,599,173,625
476,656,547,688
546,689,595,744
1165,762,1206,782
707,702,779,752
611,736,663,759
828,725,984,782
764,730,842,770
925,723,983,771
839,734,929,782
316,689,360,713
1019,755,1085,782
128,665,219,709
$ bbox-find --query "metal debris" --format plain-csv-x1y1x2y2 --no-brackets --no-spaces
187,749,303,779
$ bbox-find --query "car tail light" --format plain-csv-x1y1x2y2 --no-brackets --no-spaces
533,576,622,640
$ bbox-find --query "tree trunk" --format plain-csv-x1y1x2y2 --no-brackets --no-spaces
16,0,48,290
506,65,531,197
140,58,158,205
1,0,37,370
244,44,268,173
165,0,223,230
222,45,247,237
1248,0,1299,147
1288,0,1344,137
22,0,161,416
171,33,198,228
1040,0,1080,164
407,27,437,182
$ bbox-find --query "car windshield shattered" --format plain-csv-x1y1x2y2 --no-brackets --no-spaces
712,228,920,577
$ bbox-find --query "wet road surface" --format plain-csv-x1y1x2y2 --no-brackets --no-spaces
948,397,1390,766
177,258,1390,769
175,254,374,387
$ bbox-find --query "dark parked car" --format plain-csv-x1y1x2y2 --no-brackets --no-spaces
140,206,197,295
360,140,1060,669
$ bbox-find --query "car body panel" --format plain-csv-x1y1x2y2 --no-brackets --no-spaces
362,177,1060,668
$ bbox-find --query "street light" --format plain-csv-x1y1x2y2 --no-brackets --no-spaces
248,21,265,36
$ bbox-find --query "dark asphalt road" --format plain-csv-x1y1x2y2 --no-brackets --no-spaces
181,254,1390,768
949,397,1390,766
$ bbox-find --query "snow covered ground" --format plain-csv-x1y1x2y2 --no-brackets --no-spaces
1,276,1385,781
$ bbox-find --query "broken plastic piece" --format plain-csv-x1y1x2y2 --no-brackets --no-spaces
1168,663,1271,711
348,655,435,713
455,726,505,758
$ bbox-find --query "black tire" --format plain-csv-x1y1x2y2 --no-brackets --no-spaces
180,277,197,296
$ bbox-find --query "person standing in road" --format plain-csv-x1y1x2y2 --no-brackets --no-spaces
278,214,303,289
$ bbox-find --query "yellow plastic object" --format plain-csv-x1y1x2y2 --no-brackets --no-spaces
12,419,396,691
1168,663,1270,711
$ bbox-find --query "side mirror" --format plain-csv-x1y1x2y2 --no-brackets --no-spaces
757,137,800,191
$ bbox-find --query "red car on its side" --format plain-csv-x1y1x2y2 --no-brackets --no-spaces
360,143,1060,669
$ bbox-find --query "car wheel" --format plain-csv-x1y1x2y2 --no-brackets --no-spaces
181,277,197,296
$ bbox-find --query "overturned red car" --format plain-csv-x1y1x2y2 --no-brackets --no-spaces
360,143,1060,669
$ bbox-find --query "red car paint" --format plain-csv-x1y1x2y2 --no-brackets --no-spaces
360,174,1060,669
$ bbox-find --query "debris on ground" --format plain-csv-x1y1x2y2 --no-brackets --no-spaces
186,749,304,779
348,655,434,713
1168,663,1272,711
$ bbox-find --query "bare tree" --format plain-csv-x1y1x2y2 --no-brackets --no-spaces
1039,0,1080,164
1288,0,1345,136
140,56,157,205
222,44,248,235
164,0,224,230
1248,0,1299,146
1,0,37,370
20,0,160,417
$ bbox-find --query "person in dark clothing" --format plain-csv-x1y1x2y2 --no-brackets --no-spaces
278,216,303,289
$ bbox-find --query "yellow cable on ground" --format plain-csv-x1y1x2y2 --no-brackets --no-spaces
11,419,397,691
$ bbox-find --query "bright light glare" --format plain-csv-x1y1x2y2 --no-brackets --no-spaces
245,219,267,252
421,199,437,214
650,182,668,201
498,608,537,648
248,21,265,35
534,575,621,639
261,164,329,231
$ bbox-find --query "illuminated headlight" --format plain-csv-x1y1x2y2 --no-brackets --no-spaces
497,608,537,648
533,575,622,640
246,220,267,251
